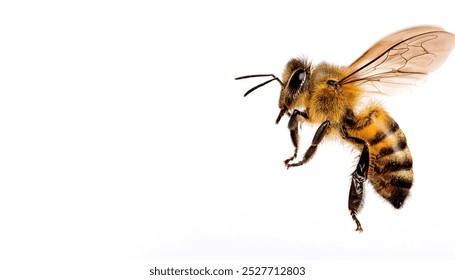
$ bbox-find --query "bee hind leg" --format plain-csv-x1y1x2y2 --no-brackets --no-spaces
348,144,369,233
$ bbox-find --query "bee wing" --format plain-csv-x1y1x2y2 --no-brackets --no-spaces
340,26,455,95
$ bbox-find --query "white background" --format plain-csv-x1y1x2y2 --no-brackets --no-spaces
1,0,454,279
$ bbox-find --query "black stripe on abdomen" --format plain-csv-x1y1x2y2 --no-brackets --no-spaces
376,138,407,160
374,156,413,174
390,176,413,189
370,121,400,145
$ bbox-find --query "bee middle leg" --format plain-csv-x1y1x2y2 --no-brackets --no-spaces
349,143,369,233
285,120,330,169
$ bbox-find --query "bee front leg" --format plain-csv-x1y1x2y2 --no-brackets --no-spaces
284,110,310,165
349,143,369,233
284,110,304,165
285,120,330,169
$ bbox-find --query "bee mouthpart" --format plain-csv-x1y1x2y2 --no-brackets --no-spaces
275,108,287,124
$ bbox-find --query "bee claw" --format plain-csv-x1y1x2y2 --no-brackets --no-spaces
284,159,291,168
284,155,299,166
351,210,364,233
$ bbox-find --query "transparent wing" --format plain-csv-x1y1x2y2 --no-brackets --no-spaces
340,26,455,95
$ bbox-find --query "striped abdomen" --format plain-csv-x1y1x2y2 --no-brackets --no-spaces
346,106,413,208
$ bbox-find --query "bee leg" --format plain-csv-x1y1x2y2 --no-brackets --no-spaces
285,120,330,169
284,110,301,165
284,110,309,165
349,143,369,233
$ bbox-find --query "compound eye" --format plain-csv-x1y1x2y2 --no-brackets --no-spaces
288,69,307,91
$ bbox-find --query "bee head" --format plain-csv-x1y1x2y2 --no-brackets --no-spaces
277,58,311,123
235,58,310,124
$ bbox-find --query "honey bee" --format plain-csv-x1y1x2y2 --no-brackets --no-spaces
236,26,455,232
